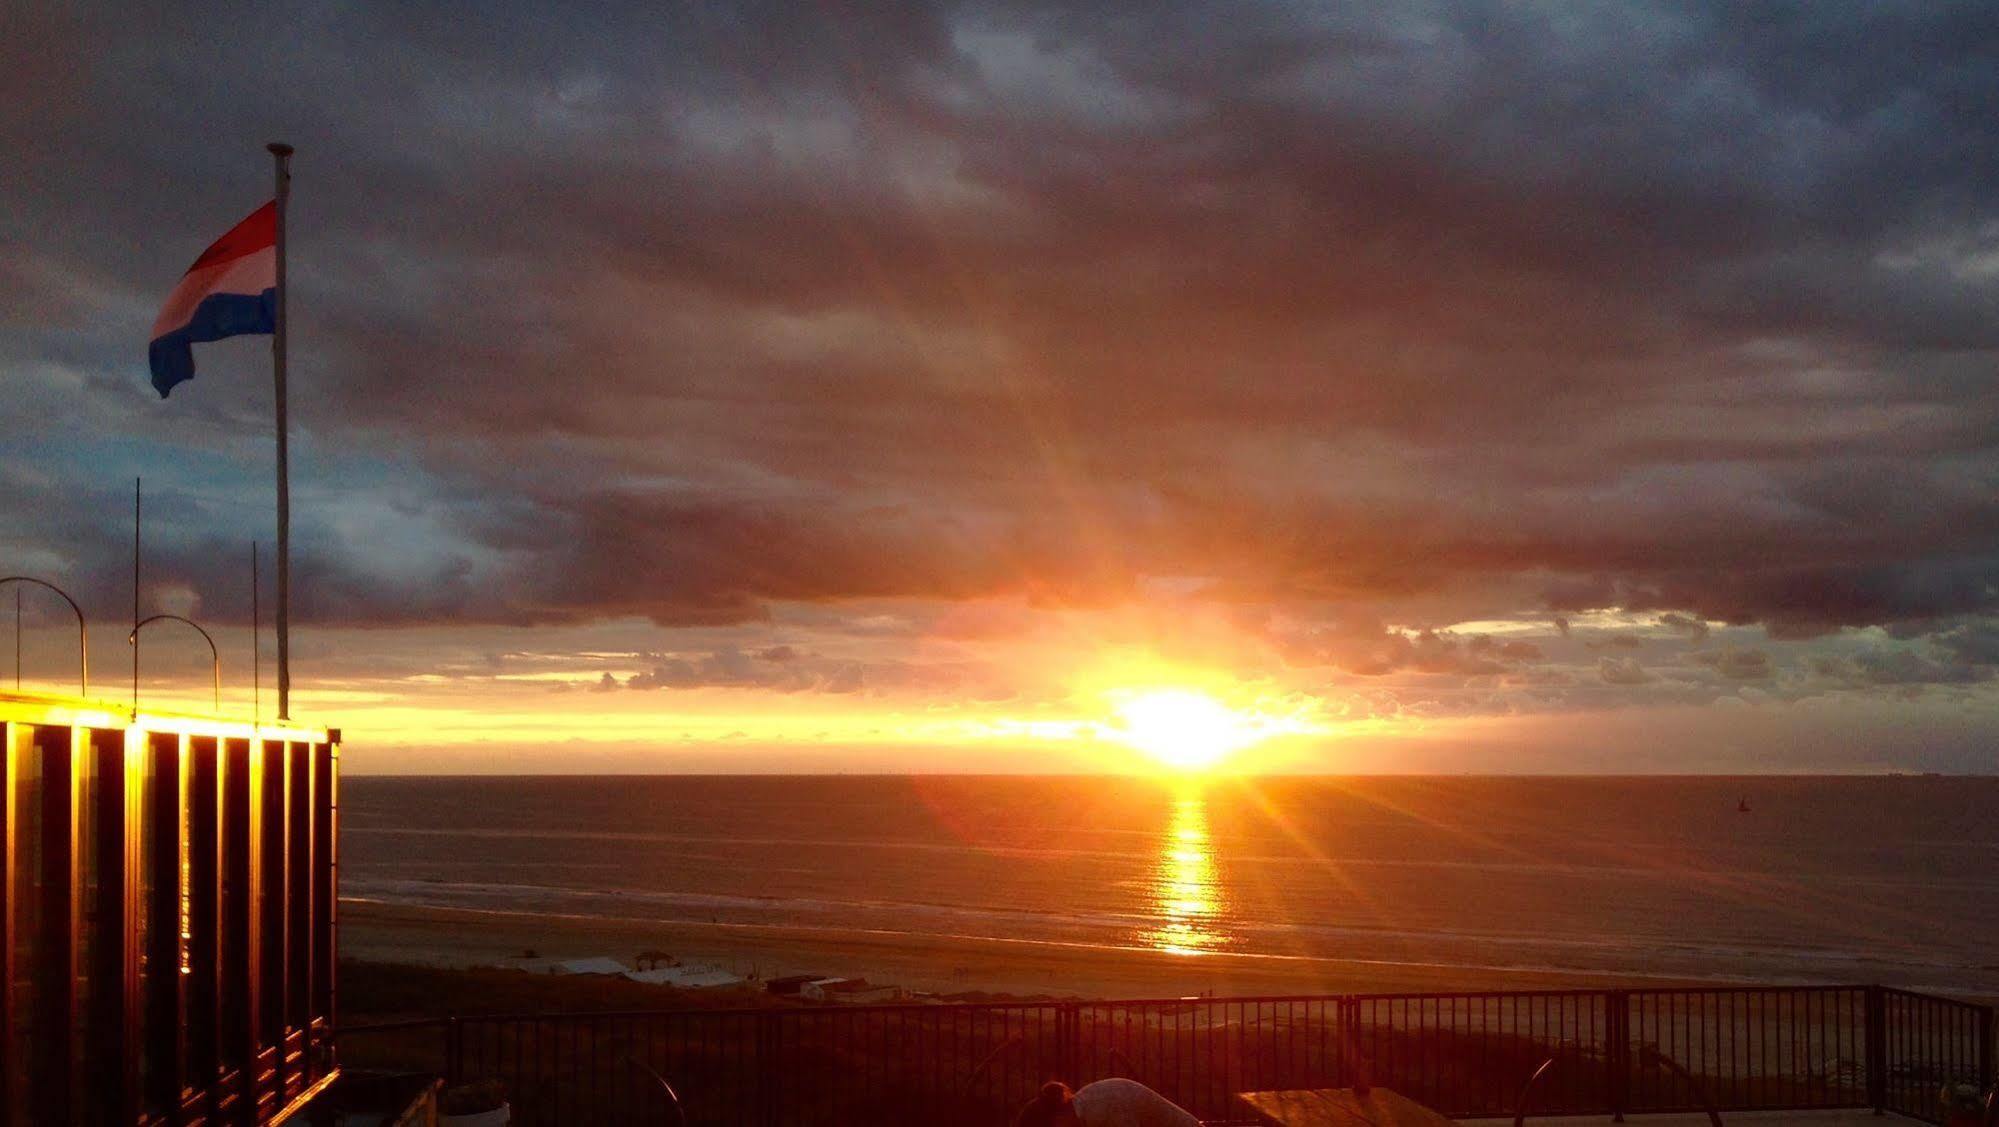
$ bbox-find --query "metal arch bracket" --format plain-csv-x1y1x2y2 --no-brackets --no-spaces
1514,1057,1557,1127
0,576,89,695
128,612,220,710
624,1056,689,1127
1638,1046,1725,1127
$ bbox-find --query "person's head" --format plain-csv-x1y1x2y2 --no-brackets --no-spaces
1014,1081,1079,1127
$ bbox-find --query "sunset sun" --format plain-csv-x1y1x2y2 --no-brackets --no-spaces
1110,688,1267,771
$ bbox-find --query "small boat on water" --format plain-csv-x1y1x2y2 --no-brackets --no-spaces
1737,796,1751,813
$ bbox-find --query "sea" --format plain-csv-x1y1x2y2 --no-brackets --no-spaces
340,775,1999,995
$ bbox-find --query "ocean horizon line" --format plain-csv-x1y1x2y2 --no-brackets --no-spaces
338,768,1998,779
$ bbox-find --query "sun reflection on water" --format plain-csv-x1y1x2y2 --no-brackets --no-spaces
1144,790,1231,955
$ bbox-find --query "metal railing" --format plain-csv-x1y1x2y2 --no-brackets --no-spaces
1881,988,1996,1120
335,984,1995,1127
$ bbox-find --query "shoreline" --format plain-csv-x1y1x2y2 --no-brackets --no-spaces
342,898,1727,1001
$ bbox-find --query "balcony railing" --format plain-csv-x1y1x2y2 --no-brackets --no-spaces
338,983,1994,1126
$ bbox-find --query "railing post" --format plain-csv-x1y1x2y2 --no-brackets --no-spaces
445,1016,464,1086
1047,1007,1079,1087
1608,991,1630,1123
1865,985,1886,1115
755,1009,779,1127
1980,1005,1995,1095
1058,1003,1081,1085
1337,996,1360,1090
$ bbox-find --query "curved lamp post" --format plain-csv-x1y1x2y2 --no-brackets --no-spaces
0,576,89,695
129,613,220,711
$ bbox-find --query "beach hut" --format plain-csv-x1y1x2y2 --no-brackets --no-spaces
766,974,823,996
672,966,747,989
801,977,906,1002
624,964,746,989
799,977,852,1001
515,955,630,977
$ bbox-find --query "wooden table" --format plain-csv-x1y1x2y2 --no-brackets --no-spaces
1236,1086,1458,1127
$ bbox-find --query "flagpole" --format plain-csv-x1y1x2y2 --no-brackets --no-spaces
132,477,141,711
268,141,293,720
252,541,260,725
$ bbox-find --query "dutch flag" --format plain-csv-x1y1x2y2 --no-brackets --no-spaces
148,200,277,398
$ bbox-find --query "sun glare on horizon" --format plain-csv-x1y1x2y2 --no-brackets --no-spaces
1109,688,1269,771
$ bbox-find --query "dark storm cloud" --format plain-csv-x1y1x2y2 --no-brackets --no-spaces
1277,616,1539,677
622,645,962,696
1935,619,1999,665
1810,646,1990,689
1693,648,1774,681
4,1,1998,636
1657,613,1710,643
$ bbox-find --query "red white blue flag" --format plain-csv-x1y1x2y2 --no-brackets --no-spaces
148,200,277,398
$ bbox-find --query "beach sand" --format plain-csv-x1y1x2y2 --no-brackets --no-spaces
340,898,1709,1001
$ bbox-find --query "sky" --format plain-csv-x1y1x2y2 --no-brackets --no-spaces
2,2,1997,774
